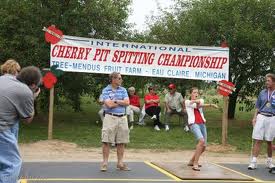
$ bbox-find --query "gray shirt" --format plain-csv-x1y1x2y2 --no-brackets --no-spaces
0,75,34,132
165,91,184,112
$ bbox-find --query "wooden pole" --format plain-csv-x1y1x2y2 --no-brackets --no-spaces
48,86,54,140
222,96,229,145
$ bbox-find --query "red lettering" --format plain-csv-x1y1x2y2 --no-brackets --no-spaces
70,47,78,59
76,47,85,59
64,46,72,58
51,45,59,57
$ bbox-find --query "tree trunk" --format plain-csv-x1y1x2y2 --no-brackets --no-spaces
228,91,238,119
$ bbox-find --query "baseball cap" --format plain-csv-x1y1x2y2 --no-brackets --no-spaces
168,83,176,89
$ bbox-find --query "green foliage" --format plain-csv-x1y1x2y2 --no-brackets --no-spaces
148,0,275,118
0,0,131,111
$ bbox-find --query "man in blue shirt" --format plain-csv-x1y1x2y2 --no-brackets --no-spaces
248,73,275,170
100,72,130,171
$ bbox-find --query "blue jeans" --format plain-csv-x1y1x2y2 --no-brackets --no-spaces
0,126,22,183
10,123,19,140
190,123,207,146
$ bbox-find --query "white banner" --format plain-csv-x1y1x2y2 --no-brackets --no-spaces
50,35,229,81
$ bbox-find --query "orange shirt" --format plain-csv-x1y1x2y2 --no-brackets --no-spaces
144,94,159,109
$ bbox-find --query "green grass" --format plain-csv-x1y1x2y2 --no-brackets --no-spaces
19,96,257,153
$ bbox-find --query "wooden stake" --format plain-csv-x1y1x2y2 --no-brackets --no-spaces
48,86,54,140
222,96,229,145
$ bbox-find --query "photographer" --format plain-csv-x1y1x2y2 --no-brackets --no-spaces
0,65,42,183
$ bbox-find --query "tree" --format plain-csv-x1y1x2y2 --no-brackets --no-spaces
148,0,275,118
0,0,131,111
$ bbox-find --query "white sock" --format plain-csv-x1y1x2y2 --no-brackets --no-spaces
252,157,257,162
267,157,272,162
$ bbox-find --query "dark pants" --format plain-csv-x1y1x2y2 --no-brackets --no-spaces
145,106,162,127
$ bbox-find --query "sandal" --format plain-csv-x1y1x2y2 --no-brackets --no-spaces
117,164,131,171
187,163,202,167
192,166,200,171
100,164,107,172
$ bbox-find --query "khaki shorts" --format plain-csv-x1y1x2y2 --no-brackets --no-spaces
101,114,129,144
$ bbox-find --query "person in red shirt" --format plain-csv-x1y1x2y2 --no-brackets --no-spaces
144,86,163,131
185,87,218,171
126,87,141,129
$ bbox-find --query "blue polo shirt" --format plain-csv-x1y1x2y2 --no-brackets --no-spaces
256,89,275,114
102,85,128,114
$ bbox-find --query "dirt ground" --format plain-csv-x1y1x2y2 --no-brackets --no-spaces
19,140,265,164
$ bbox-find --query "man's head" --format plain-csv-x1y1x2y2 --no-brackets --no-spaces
128,86,135,96
265,73,275,89
1,59,21,76
16,66,42,92
109,72,122,87
168,83,176,94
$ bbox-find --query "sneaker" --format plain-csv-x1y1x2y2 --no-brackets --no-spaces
154,125,160,131
266,160,275,169
100,164,108,171
165,125,169,131
137,122,145,126
184,125,190,132
248,161,257,170
151,115,157,120
130,124,134,130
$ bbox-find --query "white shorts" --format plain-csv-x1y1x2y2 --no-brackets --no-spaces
252,114,275,141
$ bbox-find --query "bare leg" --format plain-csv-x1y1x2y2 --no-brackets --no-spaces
252,140,262,157
117,143,125,166
189,144,205,163
102,142,110,165
267,141,272,158
193,139,205,167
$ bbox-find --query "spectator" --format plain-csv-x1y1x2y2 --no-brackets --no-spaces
0,65,42,183
97,94,104,123
0,59,21,139
126,87,141,130
164,83,188,131
248,73,275,170
144,86,163,131
100,72,130,171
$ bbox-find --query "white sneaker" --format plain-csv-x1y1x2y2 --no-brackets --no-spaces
184,125,190,132
154,125,160,131
151,115,157,120
165,125,169,131
266,160,275,169
130,124,134,130
248,161,257,170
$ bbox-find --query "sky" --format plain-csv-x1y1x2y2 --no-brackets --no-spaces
127,0,174,32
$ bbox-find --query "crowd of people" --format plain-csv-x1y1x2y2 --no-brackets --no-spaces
0,61,274,182
97,79,192,131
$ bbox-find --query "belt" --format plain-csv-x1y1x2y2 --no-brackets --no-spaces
106,113,126,117
259,112,275,117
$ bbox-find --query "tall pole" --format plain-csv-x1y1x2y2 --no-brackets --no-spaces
222,96,229,145
48,86,54,140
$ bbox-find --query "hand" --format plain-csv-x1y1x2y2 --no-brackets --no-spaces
211,104,219,109
33,88,40,99
252,118,256,127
